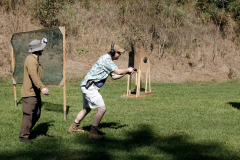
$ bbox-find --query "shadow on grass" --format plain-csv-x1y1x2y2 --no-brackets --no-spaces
82,122,128,132
228,102,240,110
17,98,22,105
0,124,239,160
30,121,55,140
42,102,70,114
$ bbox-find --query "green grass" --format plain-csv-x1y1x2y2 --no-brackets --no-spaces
1,79,240,159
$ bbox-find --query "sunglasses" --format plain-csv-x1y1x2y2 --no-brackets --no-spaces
116,51,121,55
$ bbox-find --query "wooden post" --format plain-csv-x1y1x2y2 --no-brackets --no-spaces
148,58,151,92
63,27,67,120
135,71,139,94
136,60,142,97
145,70,148,93
13,79,17,106
139,59,142,95
138,64,142,96
127,75,130,96
135,72,138,86
60,27,67,120
136,72,139,97
135,70,139,97
129,75,131,94
11,45,17,106
145,58,151,93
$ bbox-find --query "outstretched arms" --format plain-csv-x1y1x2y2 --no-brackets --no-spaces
111,67,137,80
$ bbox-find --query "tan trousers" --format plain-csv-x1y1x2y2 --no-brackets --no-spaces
19,96,41,139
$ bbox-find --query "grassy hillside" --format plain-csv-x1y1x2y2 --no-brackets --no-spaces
1,0,240,82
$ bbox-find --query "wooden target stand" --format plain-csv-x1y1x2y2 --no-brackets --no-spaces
122,47,156,98
11,26,67,120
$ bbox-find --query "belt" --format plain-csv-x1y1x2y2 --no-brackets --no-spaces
81,82,98,89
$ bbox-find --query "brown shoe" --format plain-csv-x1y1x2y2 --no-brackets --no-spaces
20,138,33,144
68,122,84,133
89,127,104,140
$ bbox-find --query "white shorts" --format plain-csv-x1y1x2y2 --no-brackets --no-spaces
81,84,105,109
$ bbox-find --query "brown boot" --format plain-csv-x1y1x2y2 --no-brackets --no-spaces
68,122,84,133
89,127,104,140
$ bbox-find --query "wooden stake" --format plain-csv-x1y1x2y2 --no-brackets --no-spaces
60,26,67,120
129,74,132,94
135,72,138,85
138,64,142,96
136,60,142,97
135,75,138,97
13,85,17,106
127,74,130,96
145,70,148,93
136,68,138,97
136,68,139,97
11,45,17,106
148,58,151,92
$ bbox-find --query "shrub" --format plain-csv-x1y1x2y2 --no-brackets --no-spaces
31,0,76,28
195,0,240,34
0,0,26,11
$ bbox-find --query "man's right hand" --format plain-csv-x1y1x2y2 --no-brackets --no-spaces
41,87,49,95
128,67,137,75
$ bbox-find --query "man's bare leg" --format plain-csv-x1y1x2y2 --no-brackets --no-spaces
74,107,91,123
89,106,106,140
92,106,106,126
68,107,91,133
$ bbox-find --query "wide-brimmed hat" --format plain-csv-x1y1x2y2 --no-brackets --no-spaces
28,39,46,53
107,44,125,53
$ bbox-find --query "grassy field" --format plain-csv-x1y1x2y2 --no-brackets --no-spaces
0,79,240,160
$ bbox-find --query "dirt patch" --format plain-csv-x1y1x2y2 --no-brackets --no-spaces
64,49,240,83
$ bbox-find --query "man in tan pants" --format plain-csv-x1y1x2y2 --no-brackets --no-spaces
19,38,49,144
